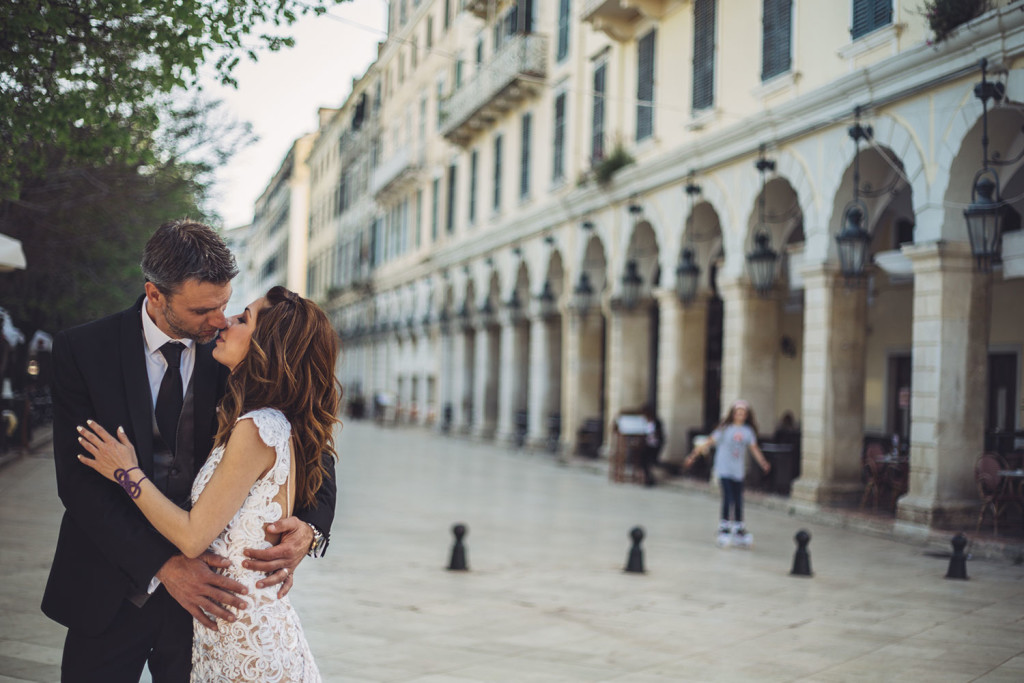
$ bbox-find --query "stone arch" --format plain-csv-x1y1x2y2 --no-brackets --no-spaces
743,175,804,287
685,198,724,297
543,249,566,301
580,233,609,301
939,99,1024,243
624,219,660,299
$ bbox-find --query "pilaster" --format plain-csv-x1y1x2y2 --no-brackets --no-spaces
790,265,867,506
655,290,707,460
719,278,779,427
896,241,990,531
472,326,498,439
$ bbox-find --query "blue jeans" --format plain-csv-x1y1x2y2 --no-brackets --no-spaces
720,477,744,523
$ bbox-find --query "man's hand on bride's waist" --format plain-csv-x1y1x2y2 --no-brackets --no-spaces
242,516,313,598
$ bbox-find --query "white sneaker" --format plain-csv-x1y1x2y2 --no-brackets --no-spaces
733,529,753,548
716,531,732,547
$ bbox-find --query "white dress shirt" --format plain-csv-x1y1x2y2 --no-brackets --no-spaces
141,303,196,409
139,302,196,593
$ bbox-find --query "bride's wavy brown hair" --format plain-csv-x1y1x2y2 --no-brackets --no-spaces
215,286,342,509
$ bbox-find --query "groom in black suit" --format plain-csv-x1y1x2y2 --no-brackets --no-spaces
42,220,336,682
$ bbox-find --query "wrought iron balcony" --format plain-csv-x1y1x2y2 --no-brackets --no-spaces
440,34,548,147
370,146,423,198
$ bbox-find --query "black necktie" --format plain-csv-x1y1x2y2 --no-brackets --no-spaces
155,341,185,454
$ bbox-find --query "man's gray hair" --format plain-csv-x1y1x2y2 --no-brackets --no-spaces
140,219,238,295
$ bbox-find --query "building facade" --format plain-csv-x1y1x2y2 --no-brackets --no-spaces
255,0,1024,536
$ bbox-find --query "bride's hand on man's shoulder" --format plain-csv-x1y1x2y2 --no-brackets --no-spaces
76,420,139,482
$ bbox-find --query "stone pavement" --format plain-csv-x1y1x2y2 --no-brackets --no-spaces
2,420,1023,682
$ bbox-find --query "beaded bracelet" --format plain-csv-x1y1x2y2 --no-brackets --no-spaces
114,466,147,499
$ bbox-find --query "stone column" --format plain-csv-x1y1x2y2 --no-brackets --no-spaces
897,242,990,533
527,315,563,448
472,326,496,439
450,329,467,431
496,313,524,444
656,290,708,461
437,326,453,432
790,265,867,507
719,278,779,426
606,302,653,432
563,310,606,453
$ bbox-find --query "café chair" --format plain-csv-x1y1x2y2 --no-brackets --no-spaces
975,452,1012,535
860,442,887,510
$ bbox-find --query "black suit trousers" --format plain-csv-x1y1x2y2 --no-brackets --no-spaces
62,588,192,683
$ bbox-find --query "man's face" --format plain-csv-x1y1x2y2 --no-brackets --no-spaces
144,280,232,343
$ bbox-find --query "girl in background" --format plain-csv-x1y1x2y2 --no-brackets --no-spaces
684,400,770,547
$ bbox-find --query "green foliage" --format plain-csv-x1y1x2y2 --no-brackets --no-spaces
1,98,254,335
0,0,338,335
921,0,989,44
594,145,636,185
0,0,344,200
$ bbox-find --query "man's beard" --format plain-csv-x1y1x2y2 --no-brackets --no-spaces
164,305,219,344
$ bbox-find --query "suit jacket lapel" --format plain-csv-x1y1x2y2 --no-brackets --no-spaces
120,296,155,473
192,340,220,466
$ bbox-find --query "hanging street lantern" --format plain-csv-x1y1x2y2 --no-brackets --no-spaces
506,288,524,323
746,149,778,294
964,58,1006,271
621,259,642,309
747,232,778,294
836,111,873,279
675,248,700,304
573,271,595,313
537,279,556,318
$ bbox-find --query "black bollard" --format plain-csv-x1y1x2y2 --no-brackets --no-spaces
447,523,469,571
945,533,968,580
790,529,812,577
624,526,646,573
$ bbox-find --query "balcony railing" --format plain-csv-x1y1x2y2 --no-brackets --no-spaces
440,34,548,146
370,146,423,197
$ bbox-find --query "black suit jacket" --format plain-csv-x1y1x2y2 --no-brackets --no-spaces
42,297,337,635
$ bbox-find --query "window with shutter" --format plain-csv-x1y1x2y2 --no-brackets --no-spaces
692,0,716,111
592,62,606,162
557,0,571,62
761,0,791,81
636,29,655,141
520,113,532,198
469,149,478,225
494,134,503,211
431,178,440,241
446,163,456,234
851,0,892,40
553,92,566,181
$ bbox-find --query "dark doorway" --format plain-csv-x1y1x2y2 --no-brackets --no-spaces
703,295,723,430
986,352,1019,454
648,304,659,411
887,354,912,443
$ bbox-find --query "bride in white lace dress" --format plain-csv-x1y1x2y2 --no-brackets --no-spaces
78,286,341,682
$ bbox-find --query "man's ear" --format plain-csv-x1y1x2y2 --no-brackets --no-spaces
143,281,163,304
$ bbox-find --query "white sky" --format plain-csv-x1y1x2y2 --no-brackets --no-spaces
196,0,388,229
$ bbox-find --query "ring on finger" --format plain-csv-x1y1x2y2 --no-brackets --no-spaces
282,567,289,577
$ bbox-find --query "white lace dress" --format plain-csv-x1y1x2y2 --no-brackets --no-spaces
189,407,321,682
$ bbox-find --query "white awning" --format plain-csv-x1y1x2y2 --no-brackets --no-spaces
0,232,26,271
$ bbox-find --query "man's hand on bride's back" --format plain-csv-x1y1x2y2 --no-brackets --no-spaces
157,553,247,631
242,516,312,598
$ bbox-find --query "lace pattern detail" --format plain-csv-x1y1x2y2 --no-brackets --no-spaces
189,407,321,682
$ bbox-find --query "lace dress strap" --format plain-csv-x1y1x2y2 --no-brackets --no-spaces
238,407,292,487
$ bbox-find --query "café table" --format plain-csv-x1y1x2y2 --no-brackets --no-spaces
996,469,1024,533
